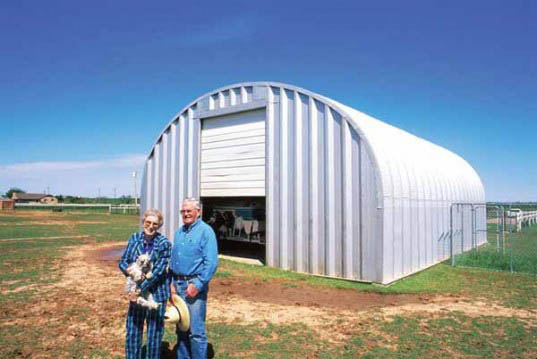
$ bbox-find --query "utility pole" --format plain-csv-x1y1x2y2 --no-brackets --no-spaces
98,187,101,199
132,171,138,206
113,187,117,199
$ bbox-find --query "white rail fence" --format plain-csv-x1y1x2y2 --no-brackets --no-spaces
110,204,140,214
507,209,537,231
15,203,140,214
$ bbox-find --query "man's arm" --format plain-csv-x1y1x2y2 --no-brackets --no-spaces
191,226,218,291
140,238,171,292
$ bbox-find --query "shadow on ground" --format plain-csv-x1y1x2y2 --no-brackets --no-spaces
141,342,215,358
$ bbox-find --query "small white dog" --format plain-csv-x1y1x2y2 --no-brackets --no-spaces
125,253,160,310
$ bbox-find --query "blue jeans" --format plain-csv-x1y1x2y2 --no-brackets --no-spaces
172,279,208,359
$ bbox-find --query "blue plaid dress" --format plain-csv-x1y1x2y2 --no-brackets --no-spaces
119,231,171,359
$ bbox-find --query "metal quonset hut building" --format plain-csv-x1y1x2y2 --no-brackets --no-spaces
141,81,486,284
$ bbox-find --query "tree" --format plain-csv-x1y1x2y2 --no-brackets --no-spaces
5,187,25,199
119,195,133,204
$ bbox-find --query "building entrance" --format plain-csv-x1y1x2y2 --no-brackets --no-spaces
201,196,266,263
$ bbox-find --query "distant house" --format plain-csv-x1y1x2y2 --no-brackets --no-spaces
0,196,14,210
11,193,58,204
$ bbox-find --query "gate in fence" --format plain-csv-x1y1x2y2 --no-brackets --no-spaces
451,204,537,275
449,203,487,266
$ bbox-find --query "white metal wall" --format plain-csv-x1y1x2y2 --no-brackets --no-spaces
141,81,485,284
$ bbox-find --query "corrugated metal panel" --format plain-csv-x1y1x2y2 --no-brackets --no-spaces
309,98,326,274
266,86,279,268
176,114,187,225
279,88,293,270
141,81,485,284
342,119,354,278
161,129,171,236
360,142,381,282
294,92,309,273
191,108,201,198
169,120,179,235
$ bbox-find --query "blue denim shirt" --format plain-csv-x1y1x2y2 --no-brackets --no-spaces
170,218,218,291
119,231,171,302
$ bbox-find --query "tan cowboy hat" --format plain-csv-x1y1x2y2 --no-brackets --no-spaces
164,294,190,332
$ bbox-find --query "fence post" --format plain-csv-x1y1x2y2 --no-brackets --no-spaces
508,205,513,273
489,205,504,253
500,206,505,255
496,207,500,251
509,214,514,273
471,205,476,252
450,203,454,266
461,204,464,254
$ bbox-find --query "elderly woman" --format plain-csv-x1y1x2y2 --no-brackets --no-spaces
119,209,171,359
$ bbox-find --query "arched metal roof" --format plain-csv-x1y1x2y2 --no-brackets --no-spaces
148,81,484,207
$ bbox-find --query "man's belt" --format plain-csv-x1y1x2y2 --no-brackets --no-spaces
171,272,197,281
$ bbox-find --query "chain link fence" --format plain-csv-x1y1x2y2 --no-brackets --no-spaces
452,204,537,275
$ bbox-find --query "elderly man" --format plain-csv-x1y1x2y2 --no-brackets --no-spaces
119,208,171,359
170,198,218,359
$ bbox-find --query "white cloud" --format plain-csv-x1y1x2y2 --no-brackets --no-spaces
0,154,146,197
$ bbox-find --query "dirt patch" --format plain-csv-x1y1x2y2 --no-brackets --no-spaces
83,243,429,343
0,210,59,218
0,284,40,295
380,298,537,321
208,296,367,343
1,235,91,242
87,244,126,266
211,277,425,311
88,244,427,312
86,245,537,335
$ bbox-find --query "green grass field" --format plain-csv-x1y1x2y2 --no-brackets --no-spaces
455,223,537,275
1,210,536,358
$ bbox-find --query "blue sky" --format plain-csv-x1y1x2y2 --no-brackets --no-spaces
1,0,535,201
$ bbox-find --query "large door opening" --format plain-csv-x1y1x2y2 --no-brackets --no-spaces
201,196,266,263
200,109,267,263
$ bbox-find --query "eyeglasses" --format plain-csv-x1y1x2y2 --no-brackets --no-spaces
180,209,197,214
144,220,159,227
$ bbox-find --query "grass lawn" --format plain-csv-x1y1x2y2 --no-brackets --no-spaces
456,223,537,275
1,210,536,358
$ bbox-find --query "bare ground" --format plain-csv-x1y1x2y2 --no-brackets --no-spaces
89,244,537,338
3,242,537,357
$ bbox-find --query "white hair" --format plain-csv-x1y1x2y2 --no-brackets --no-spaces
181,198,201,210
143,208,163,227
